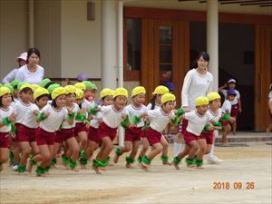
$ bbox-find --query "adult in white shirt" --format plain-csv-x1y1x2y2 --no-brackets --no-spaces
1,52,27,84
267,83,272,135
15,48,44,84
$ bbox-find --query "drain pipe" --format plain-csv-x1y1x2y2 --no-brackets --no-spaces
29,0,34,47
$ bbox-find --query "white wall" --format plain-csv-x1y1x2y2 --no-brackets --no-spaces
61,0,101,78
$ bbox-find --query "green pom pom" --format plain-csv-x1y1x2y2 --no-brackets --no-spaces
213,121,222,127
67,112,76,120
202,124,210,133
1,117,10,126
133,116,141,124
142,121,151,130
121,115,130,129
37,112,46,122
221,113,230,121
75,113,86,121
89,107,97,115
176,108,185,117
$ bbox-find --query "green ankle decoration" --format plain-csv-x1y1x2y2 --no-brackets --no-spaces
115,147,123,156
78,150,86,160
51,158,57,165
93,159,99,167
62,154,69,165
93,159,107,167
44,165,51,172
196,159,203,167
173,156,181,165
36,166,44,175
68,159,77,169
126,156,135,164
80,158,88,165
137,156,143,163
30,159,36,166
17,165,26,173
9,150,14,164
106,156,111,163
161,155,169,163
142,156,151,165
186,157,195,165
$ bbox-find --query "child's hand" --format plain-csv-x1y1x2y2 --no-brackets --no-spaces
8,112,16,123
121,114,127,120
207,124,214,131
66,107,73,114
78,108,86,114
33,110,39,116
182,106,190,112
43,112,50,118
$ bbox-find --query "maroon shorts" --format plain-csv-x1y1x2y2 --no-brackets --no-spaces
220,120,229,127
88,126,101,144
74,123,88,136
199,130,214,145
0,132,11,148
125,127,143,142
145,127,161,146
98,122,117,141
231,104,239,117
55,128,74,143
178,119,188,135
16,124,36,142
184,131,199,145
36,128,55,146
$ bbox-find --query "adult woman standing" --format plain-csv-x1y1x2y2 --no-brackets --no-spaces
174,52,222,164
15,48,44,84
267,83,272,135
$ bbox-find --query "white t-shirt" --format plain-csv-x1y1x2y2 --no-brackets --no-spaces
148,108,175,133
2,69,18,84
15,65,44,84
206,108,222,123
0,106,14,133
147,103,161,110
39,104,68,132
184,111,211,136
221,100,232,114
269,91,272,102
181,69,213,110
21,104,39,128
100,105,129,129
125,104,148,128
61,103,80,129
12,99,34,125
221,89,240,105
90,105,103,129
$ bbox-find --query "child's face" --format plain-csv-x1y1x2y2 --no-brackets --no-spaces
1,94,12,107
36,96,49,109
114,96,127,110
133,93,145,106
13,89,19,98
228,83,236,89
20,90,33,103
227,95,235,101
102,95,113,106
56,94,66,108
196,105,208,115
162,101,175,113
156,94,162,104
66,93,76,105
210,99,221,110
84,88,94,101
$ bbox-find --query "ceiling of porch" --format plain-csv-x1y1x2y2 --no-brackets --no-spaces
124,0,272,15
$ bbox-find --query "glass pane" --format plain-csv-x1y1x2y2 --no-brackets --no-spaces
127,18,141,71
160,26,172,44
159,26,172,71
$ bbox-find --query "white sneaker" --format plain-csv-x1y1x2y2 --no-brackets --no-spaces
207,156,222,164
12,164,18,171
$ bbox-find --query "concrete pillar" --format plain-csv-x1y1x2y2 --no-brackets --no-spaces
207,0,219,91
29,0,34,47
101,0,117,89
117,0,124,88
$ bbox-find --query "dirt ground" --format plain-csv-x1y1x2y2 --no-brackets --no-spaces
0,141,271,204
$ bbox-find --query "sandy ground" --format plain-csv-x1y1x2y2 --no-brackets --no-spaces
0,141,271,204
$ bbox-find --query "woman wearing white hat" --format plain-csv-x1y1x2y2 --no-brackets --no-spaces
1,52,27,84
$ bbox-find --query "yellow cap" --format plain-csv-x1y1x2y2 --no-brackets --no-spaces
152,85,169,95
75,88,84,99
131,86,146,97
195,96,209,106
0,87,11,97
161,93,176,104
113,87,128,99
34,87,49,100
100,88,114,99
64,85,76,94
52,87,66,100
19,83,34,92
30,84,40,92
207,92,221,102
74,82,86,91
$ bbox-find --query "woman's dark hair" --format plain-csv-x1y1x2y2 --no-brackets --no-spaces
192,52,210,68
149,95,156,110
36,94,49,102
26,48,41,63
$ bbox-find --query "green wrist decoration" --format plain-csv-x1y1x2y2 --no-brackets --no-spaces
89,107,97,115
221,113,230,121
176,108,185,117
37,112,46,122
173,156,181,165
75,113,86,122
142,121,151,130
2,117,10,126
202,124,210,133
133,116,141,124
213,121,222,127
142,156,151,165
126,156,135,164
121,115,130,129
67,112,76,120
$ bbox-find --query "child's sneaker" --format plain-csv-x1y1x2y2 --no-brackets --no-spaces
207,156,222,164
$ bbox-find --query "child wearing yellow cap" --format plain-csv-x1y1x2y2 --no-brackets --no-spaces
113,86,148,168
91,87,130,174
28,87,75,176
0,87,15,172
80,88,114,167
139,93,178,171
172,96,213,170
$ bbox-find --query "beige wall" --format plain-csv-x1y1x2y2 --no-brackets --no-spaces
0,0,28,78
61,0,101,79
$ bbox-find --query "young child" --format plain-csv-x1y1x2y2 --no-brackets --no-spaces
28,87,74,176
80,88,114,166
113,86,148,168
0,87,15,172
172,96,212,170
220,89,236,145
92,87,129,174
53,85,80,171
140,93,176,171
138,85,170,165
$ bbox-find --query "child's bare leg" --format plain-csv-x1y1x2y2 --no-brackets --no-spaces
266,123,272,135
0,148,9,172
126,140,140,168
187,140,199,167
174,133,184,157
138,138,149,163
172,144,190,170
196,139,207,169
66,137,80,171
141,143,163,170
18,142,31,174
160,136,171,165
222,124,231,144
232,117,237,135
114,141,132,164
